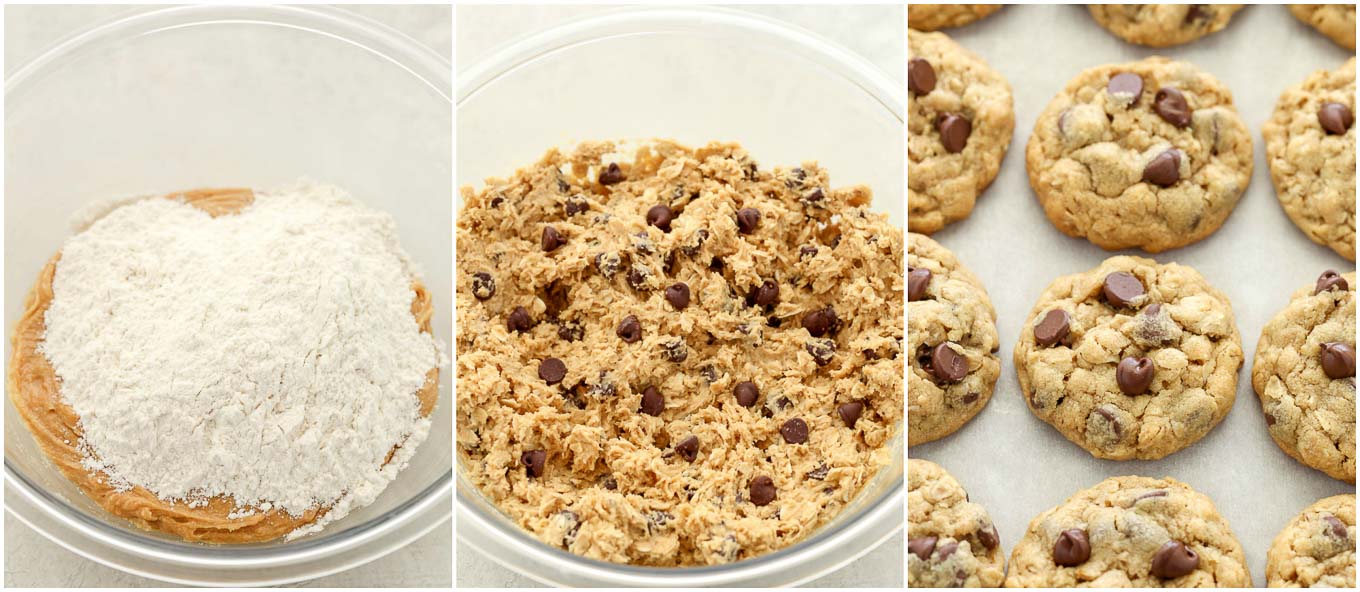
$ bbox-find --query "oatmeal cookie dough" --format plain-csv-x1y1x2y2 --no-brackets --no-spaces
909,459,1005,587
1290,4,1357,50
1026,57,1253,253
7,189,438,543
1263,59,1357,262
1267,494,1357,587
1088,4,1244,47
1005,475,1251,587
908,233,1000,446
908,4,1003,31
1252,270,1357,483
1014,256,1243,460
455,140,903,566
909,30,1014,235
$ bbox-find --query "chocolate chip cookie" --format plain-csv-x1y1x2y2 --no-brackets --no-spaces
909,30,1015,234
1005,475,1251,587
1088,4,1244,47
908,4,1003,31
1015,256,1243,460
1290,4,1357,50
1026,57,1253,253
1263,59,1357,262
1267,494,1357,587
909,459,1006,587
1252,270,1357,484
456,140,904,566
908,233,1000,446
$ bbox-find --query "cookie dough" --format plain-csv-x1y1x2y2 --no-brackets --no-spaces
1290,4,1357,50
1252,270,1357,484
908,4,1003,31
1088,4,1244,47
1005,475,1251,587
1263,59,1357,262
908,233,1000,446
7,189,438,543
909,459,1006,587
909,29,1015,235
1026,57,1253,253
1014,256,1243,460
455,140,904,566
1267,494,1357,587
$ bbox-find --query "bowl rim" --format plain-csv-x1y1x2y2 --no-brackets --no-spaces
454,5,904,586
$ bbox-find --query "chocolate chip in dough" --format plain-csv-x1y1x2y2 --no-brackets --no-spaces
929,342,967,382
1151,540,1199,579
1315,269,1349,294
838,401,864,428
734,381,760,407
801,306,838,337
1107,72,1144,105
640,386,664,416
1053,529,1091,566
598,162,626,185
557,321,583,342
1142,150,1181,187
675,435,699,462
646,204,673,232
538,358,567,385
521,449,547,478
779,418,809,444
1116,356,1155,395
1324,514,1349,538
1154,87,1191,128
1034,309,1071,347
750,279,780,308
1102,271,1146,308
627,265,652,291
737,208,761,234
908,57,936,95
507,306,535,333
909,536,938,560
806,338,836,366
662,339,688,363
665,282,691,310
564,195,588,216
1321,342,1356,379
1319,102,1354,135
616,315,642,343
799,245,819,259
908,267,932,301
749,476,776,506
541,226,566,252
935,113,972,153
594,252,620,278
471,272,496,300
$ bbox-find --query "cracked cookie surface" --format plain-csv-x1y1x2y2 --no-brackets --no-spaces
908,459,1006,587
909,30,1014,235
1014,256,1243,460
1005,475,1251,587
1088,4,1243,47
1252,270,1356,483
1026,57,1252,253
908,233,1000,446
1267,494,1357,587
1290,4,1357,50
1263,59,1357,262
908,4,1003,31
456,140,904,566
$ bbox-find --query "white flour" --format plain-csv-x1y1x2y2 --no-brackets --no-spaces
40,181,438,539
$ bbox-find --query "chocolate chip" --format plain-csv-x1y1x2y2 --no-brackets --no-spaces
675,435,699,462
538,358,567,385
602,475,617,490
1321,342,1356,379
805,463,830,480
909,536,938,560
1102,271,1146,308
1053,529,1090,566
557,321,583,342
1154,87,1191,128
665,282,691,310
1319,102,1354,135
908,57,936,95
749,475,776,506
780,418,809,444
1107,72,1144,105
978,524,1000,550
709,257,725,272
1323,514,1349,538
521,449,546,478
541,226,565,252
627,265,651,290
929,342,967,382
734,381,760,407
838,401,864,428
802,187,825,204
908,267,932,302
802,306,838,337
616,315,642,343
751,279,780,308
663,339,688,363
1095,406,1123,439
472,272,496,300
799,245,818,259
646,204,673,232
1034,309,1071,347
594,252,620,278
1265,412,1276,426
806,338,836,366
598,162,625,185
737,208,761,234
564,195,588,216
935,113,972,153
640,386,664,416
507,306,535,333
1151,540,1199,579
1185,4,1208,22
1142,150,1181,187
935,541,958,561
1135,490,1167,502
1315,269,1349,294
1116,357,1155,395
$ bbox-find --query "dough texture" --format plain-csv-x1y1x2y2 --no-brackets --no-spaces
1088,4,1244,47
1266,494,1357,588
455,140,903,566
908,4,1003,31
909,459,1006,587
1290,4,1357,50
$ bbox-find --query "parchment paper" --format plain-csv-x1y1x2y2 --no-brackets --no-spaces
910,4,1356,586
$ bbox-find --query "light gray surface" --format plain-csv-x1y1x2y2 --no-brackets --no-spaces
455,4,905,588
2,4,452,588
911,4,1356,587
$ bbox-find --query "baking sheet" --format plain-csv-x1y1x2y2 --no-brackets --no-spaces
909,4,1356,586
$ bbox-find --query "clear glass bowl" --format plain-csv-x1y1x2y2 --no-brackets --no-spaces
4,5,451,586
456,6,903,586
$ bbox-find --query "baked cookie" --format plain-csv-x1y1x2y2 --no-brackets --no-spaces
1005,475,1251,587
908,4,1003,31
909,459,1006,587
1262,59,1357,262
1290,4,1358,50
1014,256,1243,460
1252,270,1357,483
1266,494,1357,588
1088,4,1244,47
909,30,1015,234
1026,57,1253,253
908,233,1000,446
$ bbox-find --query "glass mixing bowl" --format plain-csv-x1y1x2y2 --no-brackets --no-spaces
456,6,903,586
4,5,451,586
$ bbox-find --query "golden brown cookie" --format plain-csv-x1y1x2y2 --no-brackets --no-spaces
1088,4,1244,47
1290,4,1358,50
1266,494,1357,587
909,4,1003,31
909,459,1006,587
